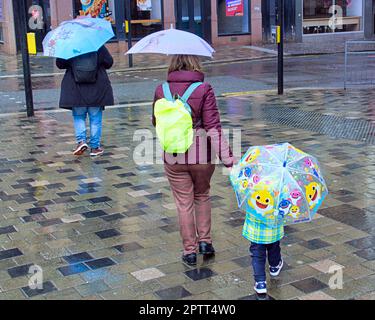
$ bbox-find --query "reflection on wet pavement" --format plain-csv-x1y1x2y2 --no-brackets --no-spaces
0,89,374,300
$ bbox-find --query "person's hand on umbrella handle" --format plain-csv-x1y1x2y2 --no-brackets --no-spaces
222,165,234,176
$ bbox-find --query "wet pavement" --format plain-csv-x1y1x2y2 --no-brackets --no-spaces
0,46,272,77
261,32,366,55
0,88,375,300
2,53,373,114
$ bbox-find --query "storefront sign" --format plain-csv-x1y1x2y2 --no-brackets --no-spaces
137,0,152,11
226,0,244,17
0,0,3,22
80,0,113,21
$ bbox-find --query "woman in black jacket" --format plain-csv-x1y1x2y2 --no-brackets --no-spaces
56,45,114,156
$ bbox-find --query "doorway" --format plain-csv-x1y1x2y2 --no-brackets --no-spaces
262,0,301,43
175,0,212,43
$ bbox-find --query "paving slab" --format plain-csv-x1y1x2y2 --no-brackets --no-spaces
0,88,374,300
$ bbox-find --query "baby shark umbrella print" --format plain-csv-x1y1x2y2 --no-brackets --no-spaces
230,143,328,226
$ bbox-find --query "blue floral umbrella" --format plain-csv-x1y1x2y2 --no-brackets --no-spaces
230,143,328,226
43,16,114,60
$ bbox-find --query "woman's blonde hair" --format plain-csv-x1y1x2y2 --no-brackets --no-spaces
168,55,202,73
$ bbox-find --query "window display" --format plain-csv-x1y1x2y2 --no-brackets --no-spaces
303,0,363,34
73,0,162,40
217,0,250,36
73,0,115,22
130,0,163,39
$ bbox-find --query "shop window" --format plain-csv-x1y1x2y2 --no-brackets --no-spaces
130,0,163,39
73,0,163,40
217,0,251,36
26,0,52,51
303,0,363,34
73,0,116,20
73,0,117,38
0,25,3,44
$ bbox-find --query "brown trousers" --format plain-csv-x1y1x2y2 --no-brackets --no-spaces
164,163,216,255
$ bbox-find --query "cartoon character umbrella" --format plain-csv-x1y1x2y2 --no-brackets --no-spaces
230,143,328,226
43,16,114,60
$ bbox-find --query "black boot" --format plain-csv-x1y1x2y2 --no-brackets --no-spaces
182,253,197,266
199,242,215,255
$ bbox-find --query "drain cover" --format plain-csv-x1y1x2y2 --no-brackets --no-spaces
260,106,375,145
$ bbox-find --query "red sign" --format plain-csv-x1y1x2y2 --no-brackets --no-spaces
226,0,244,17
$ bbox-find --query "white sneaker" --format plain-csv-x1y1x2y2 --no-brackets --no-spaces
254,281,267,294
269,259,284,277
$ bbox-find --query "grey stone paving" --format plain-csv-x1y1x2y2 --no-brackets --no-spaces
0,88,375,300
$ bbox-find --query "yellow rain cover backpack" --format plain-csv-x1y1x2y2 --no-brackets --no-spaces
154,82,203,154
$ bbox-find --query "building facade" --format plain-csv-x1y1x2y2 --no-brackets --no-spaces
2,0,375,55
0,0,262,55
263,0,372,43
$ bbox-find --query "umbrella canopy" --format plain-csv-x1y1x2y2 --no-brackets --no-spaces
43,16,114,60
125,28,215,58
230,143,328,226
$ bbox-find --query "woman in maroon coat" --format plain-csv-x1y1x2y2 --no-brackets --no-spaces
153,55,235,265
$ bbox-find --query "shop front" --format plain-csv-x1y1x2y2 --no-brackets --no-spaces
303,0,363,34
262,0,301,42
2,0,262,55
262,0,365,43
216,0,251,36
212,0,262,45
69,0,262,49
173,0,254,45
25,0,52,52
175,0,212,43
72,0,164,41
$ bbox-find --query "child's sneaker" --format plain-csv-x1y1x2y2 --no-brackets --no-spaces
254,281,267,294
269,259,284,277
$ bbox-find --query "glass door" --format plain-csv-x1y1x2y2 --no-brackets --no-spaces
175,0,211,42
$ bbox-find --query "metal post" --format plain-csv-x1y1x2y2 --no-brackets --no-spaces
14,0,34,116
277,0,284,95
125,0,133,68
344,41,347,90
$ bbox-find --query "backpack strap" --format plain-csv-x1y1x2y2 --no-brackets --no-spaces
179,82,203,115
181,82,203,104
162,82,174,102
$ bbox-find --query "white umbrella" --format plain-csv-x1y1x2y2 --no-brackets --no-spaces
125,28,215,58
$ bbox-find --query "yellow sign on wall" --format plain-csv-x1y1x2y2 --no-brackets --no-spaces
27,32,37,55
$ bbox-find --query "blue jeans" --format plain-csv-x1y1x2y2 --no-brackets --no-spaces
72,107,103,149
250,241,281,282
